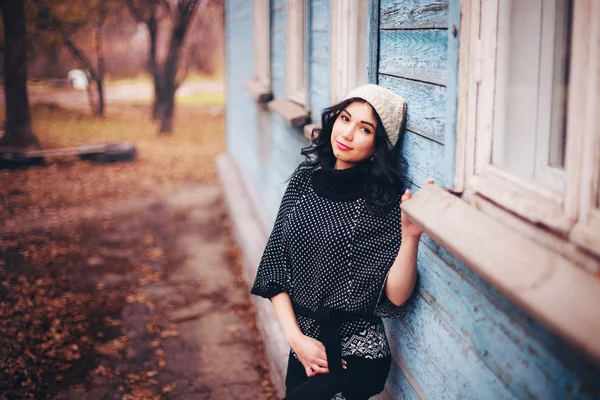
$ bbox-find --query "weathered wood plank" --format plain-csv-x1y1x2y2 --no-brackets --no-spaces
270,6,285,97
383,359,421,400
402,185,600,365
367,0,380,84
379,29,448,86
270,47,284,80
386,290,516,399
271,5,285,33
272,0,284,12
443,0,460,188
413,241,600,399
310,61,329,100
398,130,445,187
379,74,446,144
433,246,600,392
310,0,329,32
309,89,329,122
380,0,448,29
311,30,329,65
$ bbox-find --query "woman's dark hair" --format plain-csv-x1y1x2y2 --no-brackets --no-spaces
294,97,405,214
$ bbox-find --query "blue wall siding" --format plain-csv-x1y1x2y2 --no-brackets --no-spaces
225,0,600,398
226,0,320,226
309,0,330,120
379,1,600,399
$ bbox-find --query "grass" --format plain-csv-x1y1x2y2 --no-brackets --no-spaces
0,100,225,225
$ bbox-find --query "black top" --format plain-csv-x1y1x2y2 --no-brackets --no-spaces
251,164,406,361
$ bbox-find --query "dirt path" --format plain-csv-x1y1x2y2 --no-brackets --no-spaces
1,184,275,399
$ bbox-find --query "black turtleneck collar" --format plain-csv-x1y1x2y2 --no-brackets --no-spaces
310,159,369,202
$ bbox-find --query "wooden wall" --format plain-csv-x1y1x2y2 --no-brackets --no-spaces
378,1,600,399
224,0,600,398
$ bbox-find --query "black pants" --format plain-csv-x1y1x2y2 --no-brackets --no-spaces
284,353,391,400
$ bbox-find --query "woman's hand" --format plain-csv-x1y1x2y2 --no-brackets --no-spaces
401,178,435,238
289,333,330,377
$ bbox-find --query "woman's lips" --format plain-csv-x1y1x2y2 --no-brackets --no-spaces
336,141,352,151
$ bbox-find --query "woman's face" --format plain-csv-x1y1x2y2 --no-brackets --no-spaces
330,101,378,170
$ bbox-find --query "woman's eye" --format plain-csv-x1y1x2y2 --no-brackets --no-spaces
341,115,349,122
362,127,372,134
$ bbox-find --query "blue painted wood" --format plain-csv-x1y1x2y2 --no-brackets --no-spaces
432,246,600,394
271,31,285,81
271,4,286,99
383,358,421,400
398,130,445,186
304,0,312,113
272,0,284,12
310,86,329,118
380,0,448,29
367,0,380,84
310,61,329,106
386,286,517,399
311,0,329,32
311,30,329,65
443,0,460,188
379,29,448,86
425,241,599,398
380,74,446,144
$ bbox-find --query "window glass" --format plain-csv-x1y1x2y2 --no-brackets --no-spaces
492,0,571,191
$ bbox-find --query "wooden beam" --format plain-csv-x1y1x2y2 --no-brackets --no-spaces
401,184,600,363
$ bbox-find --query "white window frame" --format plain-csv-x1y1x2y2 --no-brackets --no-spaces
330,0,369,104
254,0,271,89
569,0,600,257
456,0,600,239
285,0,306,105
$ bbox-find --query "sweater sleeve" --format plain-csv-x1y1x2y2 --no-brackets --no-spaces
374,286,407,318
250,171,306,300
373,194,408,318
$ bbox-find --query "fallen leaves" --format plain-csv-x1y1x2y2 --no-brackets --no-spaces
0,104,225,233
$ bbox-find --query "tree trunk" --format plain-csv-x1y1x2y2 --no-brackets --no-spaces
96,79,104,116
0,0,39,148
152,73,165,120
94,8,106,116
157,8,193,135
158,87,175,135
148,7,164,120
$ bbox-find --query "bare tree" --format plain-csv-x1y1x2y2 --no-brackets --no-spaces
0,0,39,148
31,0,114,116
126,0,208,135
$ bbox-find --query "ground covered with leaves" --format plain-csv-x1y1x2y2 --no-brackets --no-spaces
0,99,277,399
1,102,224,231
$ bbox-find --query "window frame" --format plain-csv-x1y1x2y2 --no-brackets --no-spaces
456,0,600,254
330,0,369,104
254,0,271,90
285,0,307,105
457,0,590,235
569,0,600,257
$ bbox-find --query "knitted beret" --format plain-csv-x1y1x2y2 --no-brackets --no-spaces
343,84,407,149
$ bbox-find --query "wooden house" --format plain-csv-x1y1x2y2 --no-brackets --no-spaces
217,0,600,398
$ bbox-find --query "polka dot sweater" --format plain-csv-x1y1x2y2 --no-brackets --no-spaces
250,164,406,359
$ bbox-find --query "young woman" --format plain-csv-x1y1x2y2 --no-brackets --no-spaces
251,84,433,399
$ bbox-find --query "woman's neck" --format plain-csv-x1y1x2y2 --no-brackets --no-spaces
310,159,369,201
333,159,356,170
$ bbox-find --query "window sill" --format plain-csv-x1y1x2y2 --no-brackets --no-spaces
243,79,273,104
402,184,600,362
267,99,310,128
